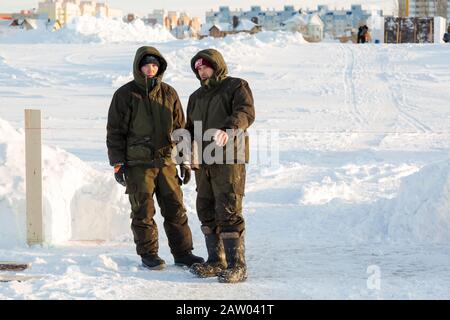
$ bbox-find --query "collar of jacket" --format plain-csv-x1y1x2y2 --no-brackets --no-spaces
201,74,227,91
144,76,160,97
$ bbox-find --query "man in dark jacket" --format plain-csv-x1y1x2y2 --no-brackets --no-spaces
186,49,255,283
106,46,204,270
445,24,450,43
357,25,369,43
357,26,363,43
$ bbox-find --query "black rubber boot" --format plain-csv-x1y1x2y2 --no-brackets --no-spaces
141,254,166,270
174,252,204,267
218,232,247,283
190,233,227,278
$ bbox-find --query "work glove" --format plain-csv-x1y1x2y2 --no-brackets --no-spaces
114,163,127,187
179,163,191,185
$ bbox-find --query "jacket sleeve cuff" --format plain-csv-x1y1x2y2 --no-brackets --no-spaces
112,162,124,167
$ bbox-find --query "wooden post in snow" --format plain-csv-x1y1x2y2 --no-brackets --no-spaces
25,109,43,246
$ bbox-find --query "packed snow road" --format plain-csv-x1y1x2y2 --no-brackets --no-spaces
1,33,450,299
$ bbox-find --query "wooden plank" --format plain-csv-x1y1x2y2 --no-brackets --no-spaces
0,262,32,271
25,109,44,246
0,275,42,283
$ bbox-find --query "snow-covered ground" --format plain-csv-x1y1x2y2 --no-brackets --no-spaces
1,22,450,299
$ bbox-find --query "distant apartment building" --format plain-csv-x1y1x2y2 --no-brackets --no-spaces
38,0,78,24
398,0,408,16
315,4,382,38
146,9,165,26
205,4,382,38
397,0,448,18
199,19,262,38
205,5,299,30
166,11,178,29
281,13,325,42
80,1,96,16
146,9,201,39
37,0,122,25
411,0,447,18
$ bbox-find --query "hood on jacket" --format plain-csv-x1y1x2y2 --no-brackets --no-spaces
190,48,228,83
133,46,168,91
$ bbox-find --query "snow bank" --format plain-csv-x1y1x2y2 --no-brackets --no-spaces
0,117,130,247
0,118,26,246
210,30,308,47
0,16,175,44
299,164,421,206
384,160,450,242
65,16,175,43
0,16,308,46
334,160,450,244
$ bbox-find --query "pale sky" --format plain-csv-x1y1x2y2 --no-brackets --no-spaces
0,0,396,21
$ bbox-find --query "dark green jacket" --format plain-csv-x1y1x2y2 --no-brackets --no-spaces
186,49,255,165
106,46,185,167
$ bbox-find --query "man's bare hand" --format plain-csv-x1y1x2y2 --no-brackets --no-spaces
213,129,229,147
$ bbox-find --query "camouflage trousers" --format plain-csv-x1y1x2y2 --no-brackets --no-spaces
194,164,246,236
128,165,193,257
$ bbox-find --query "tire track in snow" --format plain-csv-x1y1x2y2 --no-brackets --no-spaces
340,44,369,128
380,48,432,133
0,55,40,87
65,52,91,66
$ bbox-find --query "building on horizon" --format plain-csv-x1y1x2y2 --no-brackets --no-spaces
314,4,382,38
281,13,324,42
205,5,299,30
37,0,123,25
397,0,448,19
205,4,382,39
146,9,201,39
199,18,262,38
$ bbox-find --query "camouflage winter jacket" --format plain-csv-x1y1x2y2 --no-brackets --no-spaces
106,46,185,167
186,49,255,166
